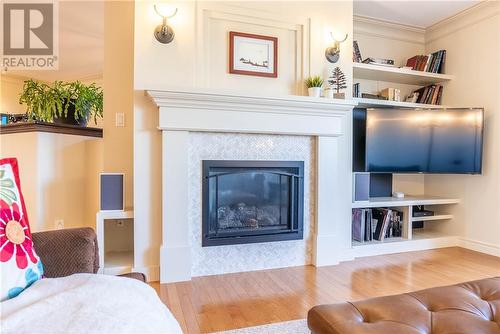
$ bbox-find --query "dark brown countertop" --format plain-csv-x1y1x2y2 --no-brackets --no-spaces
0,122,103,138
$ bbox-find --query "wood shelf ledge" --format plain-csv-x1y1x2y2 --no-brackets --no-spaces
0,121,103,138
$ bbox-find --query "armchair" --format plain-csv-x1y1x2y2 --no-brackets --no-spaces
32,227,145,282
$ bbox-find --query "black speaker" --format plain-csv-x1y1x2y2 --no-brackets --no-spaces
353,172,370,202
100,173,124,211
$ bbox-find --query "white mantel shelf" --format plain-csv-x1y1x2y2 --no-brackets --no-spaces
147,89,357,137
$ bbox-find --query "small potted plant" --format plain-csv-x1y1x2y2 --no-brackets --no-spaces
19,79,103,127
305,75,324,98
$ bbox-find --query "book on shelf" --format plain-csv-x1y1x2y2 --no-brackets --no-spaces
353,41,362,63
353,83,360,98
352,208,403,242
362,57,395,67
361,93,388,100
405,50,446,74
380,88,401,102
412,84,443,105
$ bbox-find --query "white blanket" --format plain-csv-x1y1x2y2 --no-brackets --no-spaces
0,273,182,334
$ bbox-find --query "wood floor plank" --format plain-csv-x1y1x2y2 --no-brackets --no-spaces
151,247,500,333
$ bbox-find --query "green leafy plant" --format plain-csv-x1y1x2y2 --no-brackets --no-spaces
305,75,324,88
19,79,103,124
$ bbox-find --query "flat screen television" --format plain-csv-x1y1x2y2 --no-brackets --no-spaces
353,108,484,174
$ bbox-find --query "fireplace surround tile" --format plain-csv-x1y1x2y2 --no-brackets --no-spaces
188,132,315,276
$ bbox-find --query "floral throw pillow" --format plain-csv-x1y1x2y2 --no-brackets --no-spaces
0,158,43,301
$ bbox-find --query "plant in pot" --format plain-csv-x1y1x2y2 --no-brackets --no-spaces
305,76,324,98
19,79,103,127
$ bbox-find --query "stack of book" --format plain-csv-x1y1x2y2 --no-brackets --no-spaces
412,84,443,105
352,208,403,242
353,83,360,98
406,50,446,74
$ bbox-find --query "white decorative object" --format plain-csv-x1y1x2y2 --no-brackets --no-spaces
148,89,356,283
308,87,321,97
324,88,334,99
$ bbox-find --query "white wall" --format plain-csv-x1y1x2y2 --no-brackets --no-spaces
133,0,354,280
424,2,500,254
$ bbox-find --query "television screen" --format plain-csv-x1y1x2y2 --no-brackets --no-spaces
364,108,483,174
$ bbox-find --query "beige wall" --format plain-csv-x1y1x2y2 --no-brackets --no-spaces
424,2,500,253
1,75,27,115
1,132,102,232
103,1,134,209
133,0,354,280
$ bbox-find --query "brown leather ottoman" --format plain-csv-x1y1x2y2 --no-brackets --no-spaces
308,277,500,334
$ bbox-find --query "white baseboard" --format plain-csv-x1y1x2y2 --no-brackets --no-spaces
458,238,500,257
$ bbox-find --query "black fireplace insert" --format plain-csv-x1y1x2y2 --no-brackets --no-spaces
202,160,304,247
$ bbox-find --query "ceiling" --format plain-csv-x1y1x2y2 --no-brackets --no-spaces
6,1,103,82
354,0,481,28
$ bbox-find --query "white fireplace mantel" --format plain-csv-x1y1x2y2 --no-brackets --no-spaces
148,89,357,283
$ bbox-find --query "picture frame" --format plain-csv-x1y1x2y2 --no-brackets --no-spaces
229,31,278,78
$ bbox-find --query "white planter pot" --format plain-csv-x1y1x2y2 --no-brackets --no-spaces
308,87,322,98
324,89,334,99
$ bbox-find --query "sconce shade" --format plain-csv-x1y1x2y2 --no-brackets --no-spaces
154,4,177,18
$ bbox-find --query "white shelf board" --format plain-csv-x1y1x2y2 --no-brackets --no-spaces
352,236,407,247
352,230,458,257
353,97,448,109
411,214,453,222
103,250,133,275
353,62,453,85
352,196,460,209
97,210,134,220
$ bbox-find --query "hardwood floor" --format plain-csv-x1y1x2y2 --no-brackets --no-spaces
150,247,500,334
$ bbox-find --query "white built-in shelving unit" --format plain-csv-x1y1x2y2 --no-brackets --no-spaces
351,196,460,256
353,63,453,86
353,62,453,109
96,210,134,275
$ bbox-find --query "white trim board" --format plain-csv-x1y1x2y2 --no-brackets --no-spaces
458,238,500,258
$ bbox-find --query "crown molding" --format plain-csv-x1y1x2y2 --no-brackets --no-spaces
426,1,500,44
354,15,425,45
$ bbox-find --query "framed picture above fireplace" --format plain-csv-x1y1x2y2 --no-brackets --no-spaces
202,160,304,247
229,31,278,78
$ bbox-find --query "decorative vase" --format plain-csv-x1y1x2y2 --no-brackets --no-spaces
333,92,345,99
324,89,334,99
308,87,322,98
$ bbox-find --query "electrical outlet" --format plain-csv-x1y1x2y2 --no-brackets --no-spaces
115,113,125,127
116,220,124,227
54,219,64,230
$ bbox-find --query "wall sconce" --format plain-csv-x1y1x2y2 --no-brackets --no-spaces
154,4,178,44
325,32,348,63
